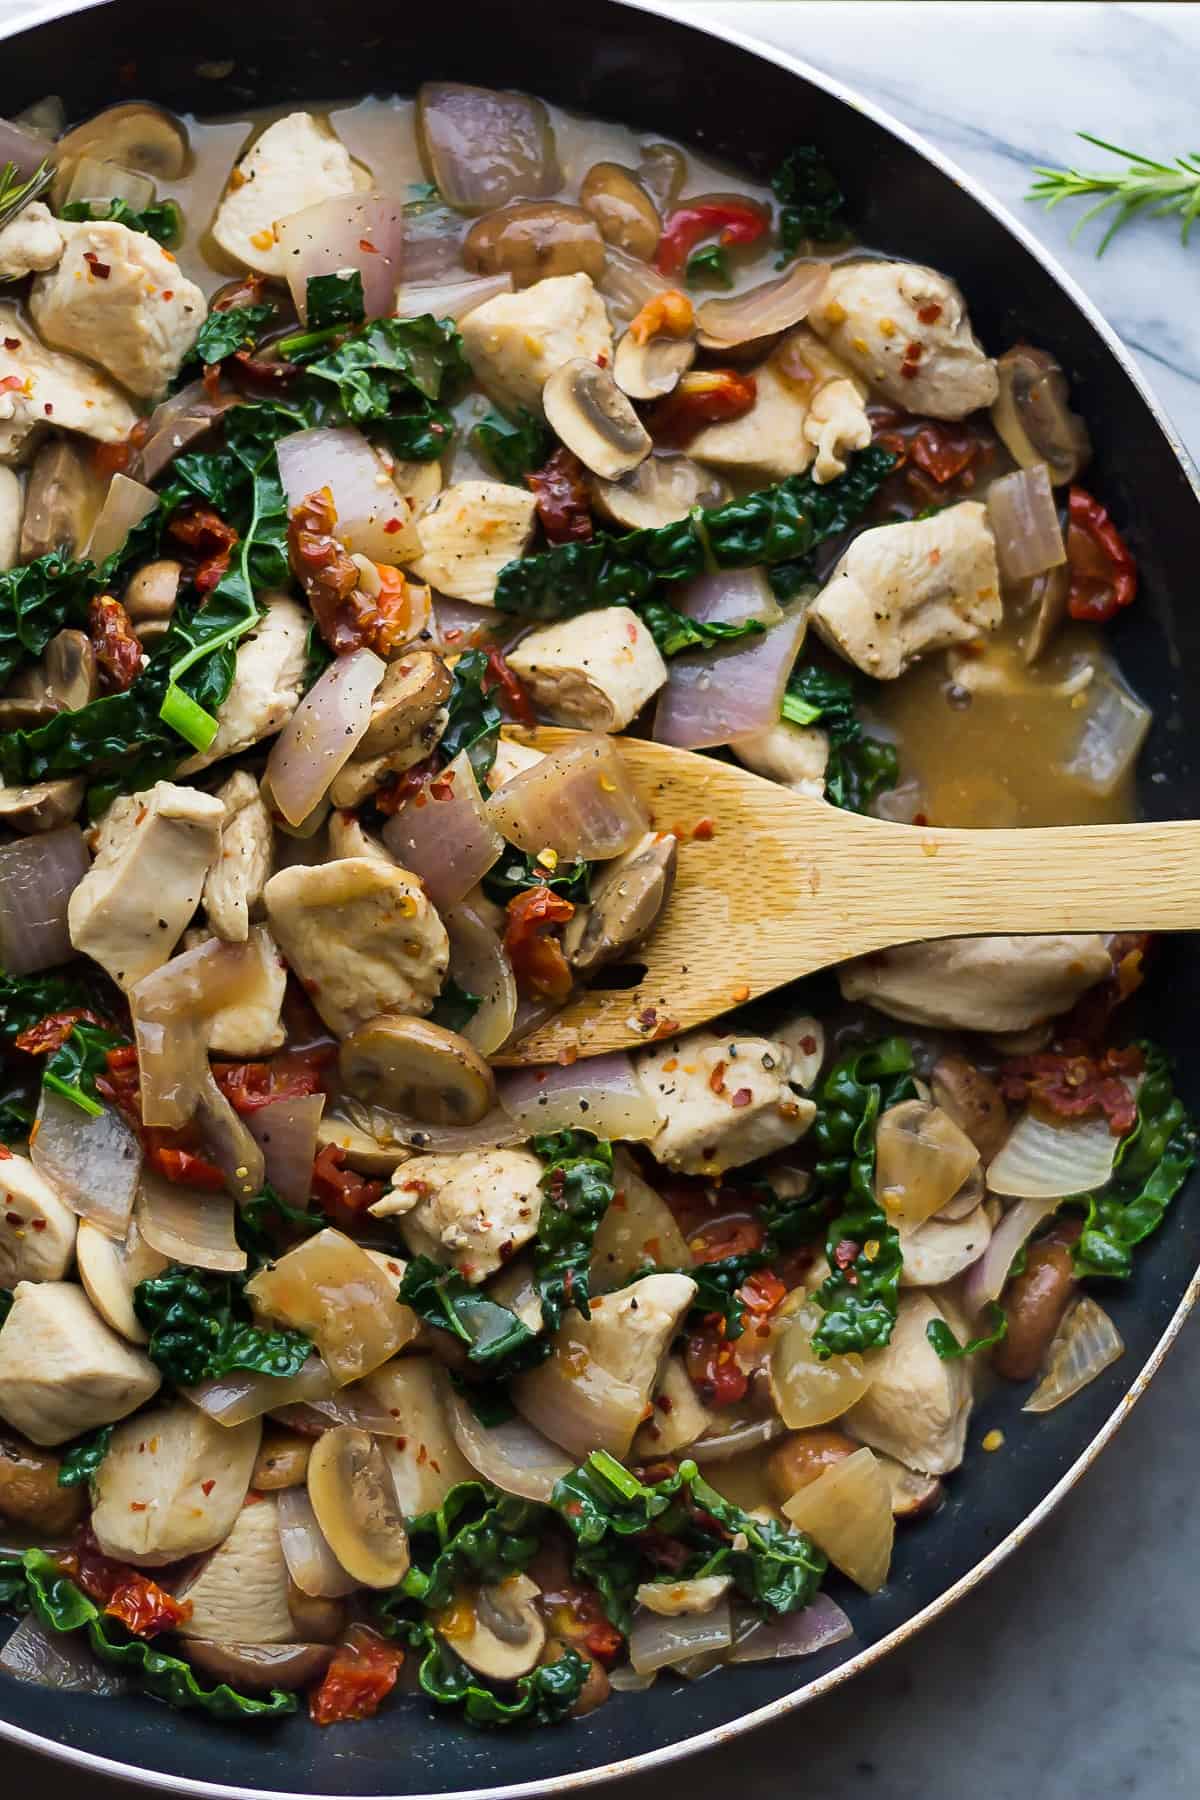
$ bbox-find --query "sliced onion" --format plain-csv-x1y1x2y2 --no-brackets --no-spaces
276,1486,358,1597
186,1356,334,1426
676,567,782,630
690,1414,785,1465
86,473,158,564
499,1052,663,1141
0,1612,128,1695
131,935,273,1128
654,611,807,750
136,1170,246,1273
696,260,831,350
1060,666,1151,797
1023,1294,1124,1413
0,116,51,183
245,1093,325,1210
445,1381,574,1502
134,378,233,485
276,194,405,326
276,428,421,566
782,1447,893,1594
342,1094,525,1154
986,463,1066,583
629,1597,733,1675
486,735,649,862
963,1194,1062,1312
299,1388,408,1434
987,1106,1123,1200
401,199,467,284
728,1594,854,1663
417,83,559,215
265,645,385,827
396,273,512,321
0,825,88,974
599,245,670,324
194,1067,266,1202
30,1086,142,1239
442,897,517,1057
381,751,503,908
609,1664,658,1693
429,596,503,651
64,155,155,212
503,993,561,1050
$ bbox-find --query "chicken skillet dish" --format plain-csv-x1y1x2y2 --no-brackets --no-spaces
0,84,1186,1733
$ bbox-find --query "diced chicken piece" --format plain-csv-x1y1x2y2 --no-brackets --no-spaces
505,607,667,732
68,780,224,989
178,597,309,776
0,303,138,461
327,810,394,864
177,1494,295,1642
732,720,830,800
805,376,872,482
636,1028,816,1176
809,260,998,420
91,1401,260,1565
689,326,869,484
30,221,205,399
264,856,448,1036
844,1292,972,1474
368,1358,476,1515
839,933,1112,1032
0,202,63,281
202,770,274,943
0,1281,159,1447
212,112,367,279
809,502,1002,680
182,924,288,1056
408,480,537,607
0,467,21,570
632,1354,716,1458
0,1154,76,1286
371,1148,545,1284
459,273,612,416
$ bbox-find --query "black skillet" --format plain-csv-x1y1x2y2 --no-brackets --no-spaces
1,0,1198,1794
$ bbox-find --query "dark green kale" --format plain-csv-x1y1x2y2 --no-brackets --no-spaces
42,1022,126,1118
0,1289,12,1328
398,1256,546,1375
470,409,554,484
301,314,470,461
429,978,484,1034
0,970,96,1039
1073,1043,1196,1279
771,146,846,263
132,1265,312,1387
782,662,899,814
637,598,764,659
927,1302,1008,1360
305,269,366,331
187,301,276,369
56,1424,113,1488
439,647,503,788
530,1131,615,1332
235,1185,328,1272
482,851,593,905
60,196,182,246
685,244,732,288
400,1623,587,1727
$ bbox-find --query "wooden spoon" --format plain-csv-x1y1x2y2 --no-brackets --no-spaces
496,728,1200,1065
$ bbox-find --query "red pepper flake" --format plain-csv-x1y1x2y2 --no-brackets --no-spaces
30,1218,46,1231
43,403,53,416
83,251,111,279
739,1268,788,1317
833,1237,860,1271
358,238,379,254
708,1060,727,1095
0,375,24,395
0,1146,11,1161
5,1212,22,1228
310,1626,404,1727
3,337,18,350
730,1087,752,1109
916,301,943,325
161,289,174,302
201,1479,216,1496
692,818,715,841
482,645,535,725
382,516,404,534
685,1322,749,1407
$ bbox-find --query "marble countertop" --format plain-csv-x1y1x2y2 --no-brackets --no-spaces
0,4,1197,1798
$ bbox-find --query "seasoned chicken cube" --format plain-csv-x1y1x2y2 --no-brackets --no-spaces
0,203,63,281
633,1354,716,1458
688,327,869,484
408,480,537,607
844,1292,973,1474
177,1494,295,1642
183,924,287,1056
839,933,1112,1033
458,272,613,416
371,1148,546,1284
68,780,224,990
203,770,274,943
809,501,1002,680
636,1028,817,1176
0,1154,76,1287
805,375,872,482
30,221,205,399
0,468,20,570
809,260,998,420
0,1281,159,1446
264,857,449,1036
178,597,309,776
505,607,667,732
732,720,830,799
90,1401,260,1565
0,303,138,461
212,111,368,278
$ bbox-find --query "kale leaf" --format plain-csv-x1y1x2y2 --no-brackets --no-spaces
60,197,182,246
132,1265,312,1387
0,1288,12,1328
782,662,899,815
482,851,593,905
1073,1043,1196,1279
400,1622,587,1727
686,244,733,288
439,647,503,788
398,1255,547,1375
302,314,469,461
771,146,846,263
470,409,553,484
56,1424,113,1488
188,302,276,369
638,598,764,659
531,1131,615,1332
43,1022,126,1118
305,269,366,331
0,970,95,1039
927,1302,1008,1361
429,977,484,1034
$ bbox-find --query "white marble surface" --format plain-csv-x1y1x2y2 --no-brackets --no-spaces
0,4,1198,1798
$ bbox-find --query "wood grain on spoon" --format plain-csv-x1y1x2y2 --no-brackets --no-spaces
496,727,1200,1065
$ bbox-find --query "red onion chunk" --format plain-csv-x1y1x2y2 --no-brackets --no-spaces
276,428,420,566
629,1598,733,1675
277,194,405,325
696,260,831,349
245,1093,325,1210
0,825,88,974
135,377,232,484
443,898,517,1057
265,645,385,827
728,1594,854,1662
499,1052,663,1142
0,117,50,183
429,596,503,651
690,1414,785,1465
187,1356,334,1426
381,750,503,908
342,1094,525,1154
87,473,158,564
0,1612,128,1695
31,1085,142,1239
963,1194,1062,1313
417,83,560,215
276,1487,358,1597
654,611,807,750
677,567,782,629
131,933,277,1128
445,1381,573,1503
300,1388,407,1434
486,734,649,862
986,463,1066,583
136,1171,246,1274
397,273,512,321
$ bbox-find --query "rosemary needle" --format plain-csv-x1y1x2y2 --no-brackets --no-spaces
0,158,53,237
1028,133,1200,254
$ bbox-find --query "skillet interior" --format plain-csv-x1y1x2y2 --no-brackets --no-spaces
1,0,1199,1792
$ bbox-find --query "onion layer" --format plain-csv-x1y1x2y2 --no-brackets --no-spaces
342,1094,526,1154
276,429,421,566
782,1447,894,1593
276,1486,359,1598
381,750,503,909
30,1087,142,1240
442,898,517,1057
654,611,807,750
1061,666,1151,797
396,273,513,320
0,825,89,975
986,1106,1123,1200
131,934,274,1128
499,1051,663,1142
186,1356,334,1426
136,1171,246,1274
690,1414,784,1465
986,463,1066,583
728,1594,854,1662
276,194,405,325
486,735,649,862
676,566,781,629
445,1380,573,1502
963,1194,1062,1312
417,82,559,215
695,260,831,350
628,1597,733,1674
86,473,159,564
0,1612,127,1696
265,645,385,828
1023,1295,1124,1413
245,1093,325,1210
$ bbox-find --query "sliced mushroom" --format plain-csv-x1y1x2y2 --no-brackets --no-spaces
874,1100,980,1228
316,1109,411,1177
252,1425,313,1491
441,1574,546,1682
56,103,189,181
285,1580,347,1645
339,1016,496,1126
44,630,98,711
123,560,181,646
929,1054,1009,1162
613,323,695,402
0,1430,85,1535
184,1640,334,1694
306,1425,410,1589
543,358,651,481
357,651,451,757
636,144,687,213
875,1452,944,1522
19,439,98,563
563,833,677,975
76,1217,167,1345
991,345,1091,486
589,453,729,531
0,778,84,833
464,202,605,288
579,162,661,261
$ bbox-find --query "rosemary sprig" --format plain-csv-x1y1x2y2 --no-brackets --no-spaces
0,158,53,237
1028,133,1200,254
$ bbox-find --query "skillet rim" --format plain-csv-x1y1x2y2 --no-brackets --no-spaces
0,0,1196,1793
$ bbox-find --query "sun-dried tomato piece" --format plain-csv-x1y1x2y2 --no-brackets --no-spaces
684,1320,749,1407
739,1268,788,1318
907,422,980,485
61,1531,191,1638
88,594,143,692
169,505,239,595
211,1046,333,1114
288,486,383,656
504,885,575,1002
999,1044,1144,1137
483,646,535,725
688,1217,765,1265
650,370,756,447
1066,485,1138,622
309,1626,404,1727
311,1142,384,1215
527,447,594,545
13,1008,105,1056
